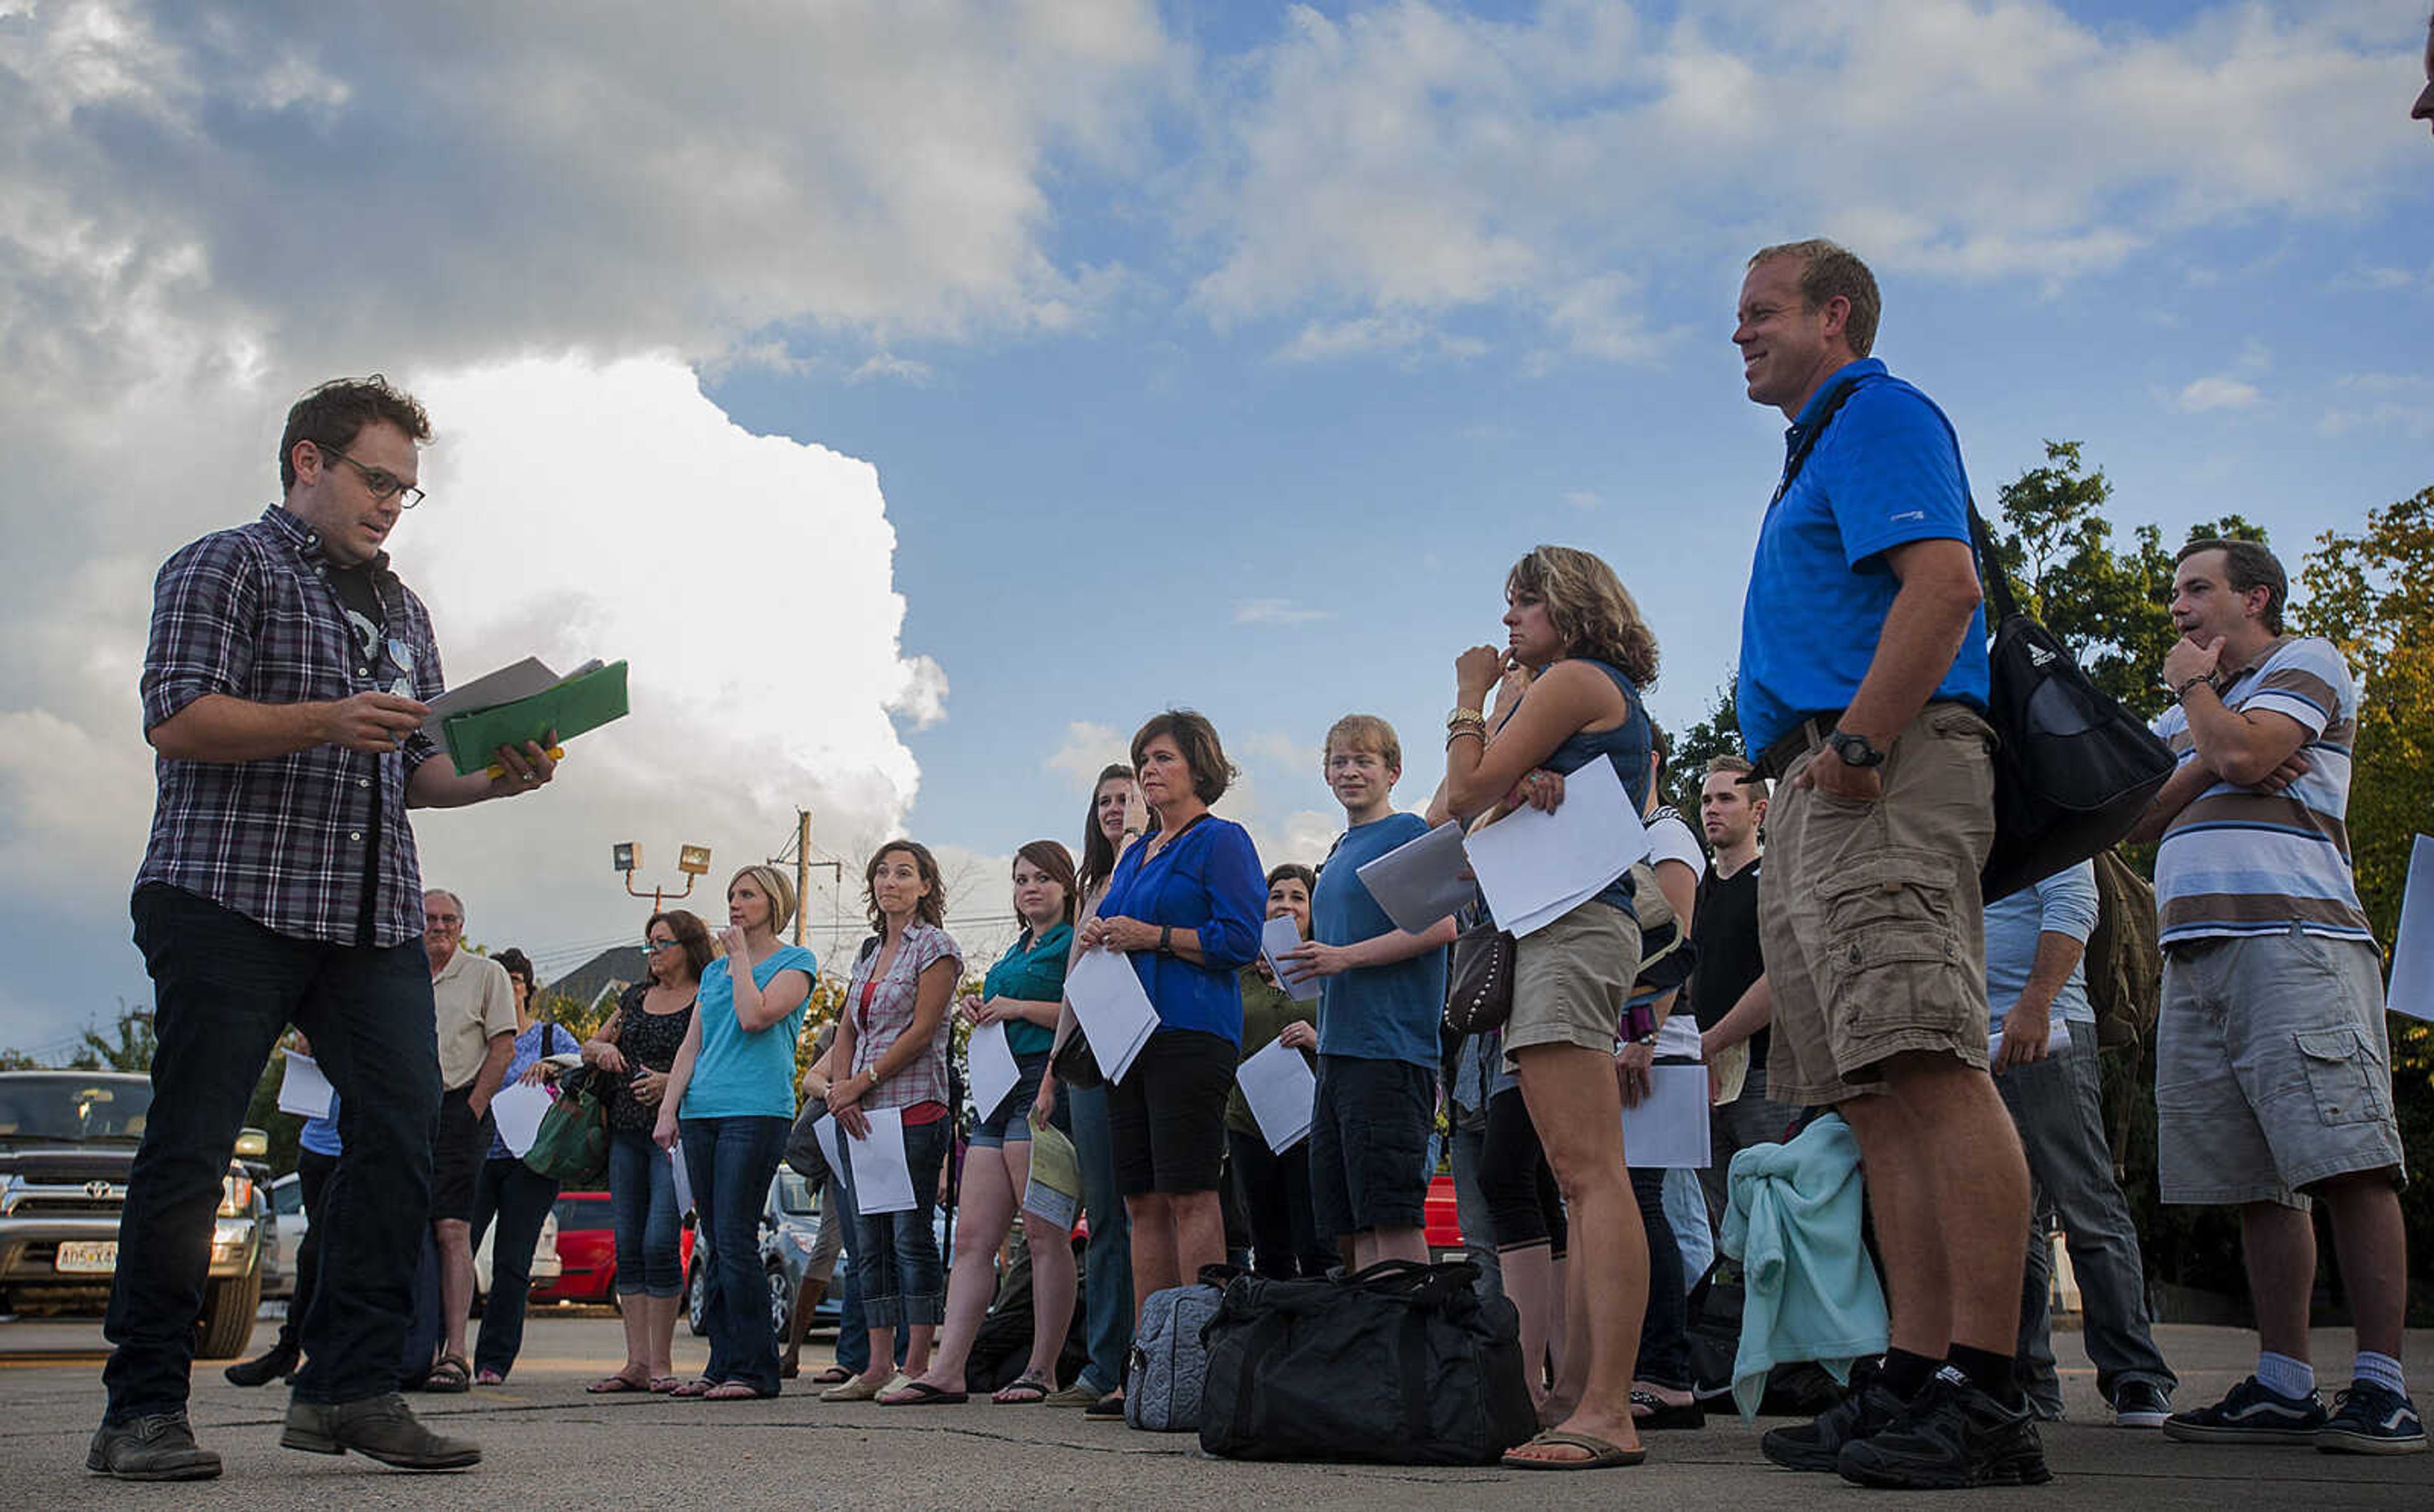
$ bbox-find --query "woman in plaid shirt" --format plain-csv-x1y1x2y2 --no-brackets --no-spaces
827,841,965,1401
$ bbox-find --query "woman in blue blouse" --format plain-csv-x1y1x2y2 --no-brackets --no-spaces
655,865,816,1400
1078,711,1266,1329
891,840,1081,1403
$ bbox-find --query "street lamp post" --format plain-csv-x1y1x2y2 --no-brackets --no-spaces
614,840,712,916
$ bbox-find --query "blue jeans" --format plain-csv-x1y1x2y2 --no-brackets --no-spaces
678,1115,789,1393
1067,1081,1133,1394
1447,1118,1503,1301
107,884,441,1418
1999,1040,2177,1409
607,1129,683,1295
470,1156,560,1379
1664,1166,1714,1287
846,1114,950,1328
1632,1165,1691,1390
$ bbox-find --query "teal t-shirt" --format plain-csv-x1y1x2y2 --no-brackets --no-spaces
679,944,817,1120
1313,812,1447,1068
982,922,1072,1057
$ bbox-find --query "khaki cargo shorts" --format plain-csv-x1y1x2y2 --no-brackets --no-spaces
2156,926,2407,1209
1505,895,1641,1071
1760,702,1997,1108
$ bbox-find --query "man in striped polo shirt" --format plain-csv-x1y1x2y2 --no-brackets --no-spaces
2130,537,2421,1455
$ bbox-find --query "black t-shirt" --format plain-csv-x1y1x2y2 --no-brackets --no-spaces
1689,859,1766,1067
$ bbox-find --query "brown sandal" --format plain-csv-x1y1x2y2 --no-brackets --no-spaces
588,1370,650,1393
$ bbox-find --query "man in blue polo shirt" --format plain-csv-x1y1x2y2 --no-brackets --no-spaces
1732,240,2044,1491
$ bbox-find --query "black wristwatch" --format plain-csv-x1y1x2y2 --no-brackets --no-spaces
1826,729,1887,769
1158,925,1174,955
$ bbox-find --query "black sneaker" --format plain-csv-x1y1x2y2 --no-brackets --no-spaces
2160,1376,2326,1445
2111,1380,2172,1429
282,1393,481,1470
86,1414,222,1481
2316,1381,2427,1456
1760,1380,1908,1472
224,1339,301,1387
1837,1377,2053,1490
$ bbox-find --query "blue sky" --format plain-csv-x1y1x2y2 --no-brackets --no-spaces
0,1,2427,1053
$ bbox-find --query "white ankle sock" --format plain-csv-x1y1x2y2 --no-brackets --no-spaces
2256,1351,2315,1399
2353,1352,2407,1397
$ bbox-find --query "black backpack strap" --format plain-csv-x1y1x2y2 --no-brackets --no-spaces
1769,373,1867,507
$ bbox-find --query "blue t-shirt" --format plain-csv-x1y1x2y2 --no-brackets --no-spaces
1095,814,1266,1045
679,944,817,1120
1313,812,1447,1068
298,1092,342,1158
1736,359,1992,755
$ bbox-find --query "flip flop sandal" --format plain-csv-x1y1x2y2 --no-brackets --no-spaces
704,1381,772,1400
810,1366,854,1386
1502,1429,1647,1471
670,1378,717,1398
879,1380,969,1406
648,1377,683,1394
587,1372,650,1394
474,1369,505,1387
820,1373,896,1402
993,1376,1053,1404
1631,1389,1706,1430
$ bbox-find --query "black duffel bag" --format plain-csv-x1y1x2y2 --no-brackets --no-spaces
1967,504,2173,902
1197,1259,1536,1465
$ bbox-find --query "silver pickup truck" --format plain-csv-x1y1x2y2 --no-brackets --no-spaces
0,1070,271,1358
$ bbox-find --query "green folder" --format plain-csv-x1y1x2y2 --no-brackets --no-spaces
440,659,629,776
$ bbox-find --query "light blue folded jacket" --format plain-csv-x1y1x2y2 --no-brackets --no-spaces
1718,1112,1889,1420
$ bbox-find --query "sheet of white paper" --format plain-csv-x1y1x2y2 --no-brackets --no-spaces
1260,914,1321,1003
1235,1037,1317,1154
669,1141,693,1217
1064,948,1160,1085
846,1106,919,1215
487,1082,553,1158
1355,819,1475,935
1462,758,1650,940
2388,835,2434,1026
811,1113,844,1179
277,1051,333,1120
416,657,560,736
967,1019,1021,1123
1619,1064,1711,1169
1989,1021,2073,1064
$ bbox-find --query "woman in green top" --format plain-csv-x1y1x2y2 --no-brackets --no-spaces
891,841,1080,1403
1230,863,1335,1279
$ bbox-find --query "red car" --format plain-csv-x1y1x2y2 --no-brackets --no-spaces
532,1189,618,1305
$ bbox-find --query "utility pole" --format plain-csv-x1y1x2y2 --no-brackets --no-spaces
772,807,843,949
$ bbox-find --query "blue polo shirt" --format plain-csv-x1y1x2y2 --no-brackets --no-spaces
1736,359,1990,755
1313,812,1446,1069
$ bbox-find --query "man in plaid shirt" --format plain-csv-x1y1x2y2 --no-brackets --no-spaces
92,377,560,1482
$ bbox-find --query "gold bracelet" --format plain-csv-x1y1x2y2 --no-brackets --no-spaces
1445,707,1488,735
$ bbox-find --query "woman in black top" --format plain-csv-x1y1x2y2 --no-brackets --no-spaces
581,908,708,1393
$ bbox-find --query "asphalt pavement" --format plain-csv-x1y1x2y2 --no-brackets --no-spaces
3,1312,2430,1509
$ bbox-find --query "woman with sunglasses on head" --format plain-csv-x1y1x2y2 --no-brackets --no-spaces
828,841,963,1403
463,948,574,1385
1441,544,1662,1471
655,868,817,1400
582,909,711,1393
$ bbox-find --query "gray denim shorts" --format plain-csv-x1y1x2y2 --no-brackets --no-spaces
2155,925,2406,1209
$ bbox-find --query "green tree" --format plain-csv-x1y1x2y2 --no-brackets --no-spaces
70,1006,158,1072
1666,674,1742,817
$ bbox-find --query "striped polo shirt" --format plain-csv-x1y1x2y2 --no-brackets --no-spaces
2149,634,2374,947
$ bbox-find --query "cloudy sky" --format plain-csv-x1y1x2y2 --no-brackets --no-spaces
2,1,2426,1056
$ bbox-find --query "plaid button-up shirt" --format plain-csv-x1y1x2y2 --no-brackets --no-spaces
135,506,447,947
846,923,964,1113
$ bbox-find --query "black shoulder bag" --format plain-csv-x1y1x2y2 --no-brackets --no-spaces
1775,373,2173,903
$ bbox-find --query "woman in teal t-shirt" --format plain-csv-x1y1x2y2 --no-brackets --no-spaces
887,840,1078,1404
656,865,815,1400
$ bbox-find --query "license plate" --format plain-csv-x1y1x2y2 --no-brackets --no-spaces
55,1240,118,1274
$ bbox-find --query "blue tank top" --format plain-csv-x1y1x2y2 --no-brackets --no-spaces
1530,657,1651,916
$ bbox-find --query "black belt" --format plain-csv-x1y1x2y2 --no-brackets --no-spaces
1748,709,1845,783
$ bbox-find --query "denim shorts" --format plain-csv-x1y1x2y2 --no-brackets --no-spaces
2156,925,2407,1208
969,1051,1049,1148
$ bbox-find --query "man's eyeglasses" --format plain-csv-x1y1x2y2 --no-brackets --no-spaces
319,444,426,509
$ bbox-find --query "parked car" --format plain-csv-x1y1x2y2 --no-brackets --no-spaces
0,1070,269,1358
262,1172,307,1300
533,1189,615,1305
472,1202,562,1304
1424,1173,1465,1265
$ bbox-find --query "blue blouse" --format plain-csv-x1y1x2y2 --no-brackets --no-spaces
1095,815,1265,1045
